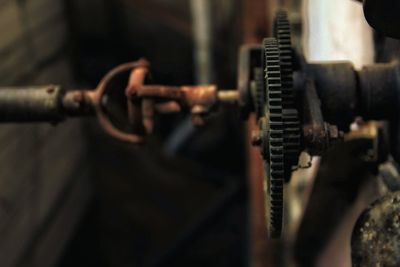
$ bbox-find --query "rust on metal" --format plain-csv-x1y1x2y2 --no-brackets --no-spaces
345,121,380,162
89,59,231,143
93,59,150,143
0,59,236,143
133,85,218,109
302,79,344,156
155,101,181,113
62,90,96,116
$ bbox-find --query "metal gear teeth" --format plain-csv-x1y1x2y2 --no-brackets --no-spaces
274,10,301,181
275,10,295,110
263,37,284,238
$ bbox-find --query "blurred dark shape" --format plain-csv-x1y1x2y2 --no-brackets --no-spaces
363,0,400,39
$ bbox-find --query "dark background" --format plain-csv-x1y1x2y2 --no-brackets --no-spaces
59,1,247,267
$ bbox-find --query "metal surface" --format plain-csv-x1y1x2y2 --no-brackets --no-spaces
90,60,150,143
0,85,66,123
0,59,237,143
274,9,295,110
62,90,95,117
0,86,94,123
274,10,301,183
237,45,263,118
358,64,400,121
300,62,400,128
379,157,400,192
96,59,236,141
352,191,400,267
263,37,285,238
1,5,400,253
301,79,344,156
345,121,384,163
3,57,397,156
304,62,357,131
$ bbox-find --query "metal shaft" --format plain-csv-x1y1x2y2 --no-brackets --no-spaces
0,86,95,123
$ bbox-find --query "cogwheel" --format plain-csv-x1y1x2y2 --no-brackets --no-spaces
274,9,294,109
263,37,284,238
274,10,301,182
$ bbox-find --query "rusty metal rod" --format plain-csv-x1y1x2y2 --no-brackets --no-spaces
0,86,95,123
0,85,66,123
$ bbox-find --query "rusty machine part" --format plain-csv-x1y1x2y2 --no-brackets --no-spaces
0,8,399,241
351,191,400,267
0,59,239,143
239,10,400,238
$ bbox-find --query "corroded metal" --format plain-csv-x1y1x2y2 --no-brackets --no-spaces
302,79,344,156
0,59,236,143
89,60,150,143
352,191,400,267
0,86,95,123
0,85,66,123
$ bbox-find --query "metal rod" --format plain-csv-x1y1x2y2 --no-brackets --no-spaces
0,85,66,123
0,86,95,123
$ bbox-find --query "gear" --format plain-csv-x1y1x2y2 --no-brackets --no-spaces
263,37,284,238
274,9,295,109
274,10,301,182
253,11,302,238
